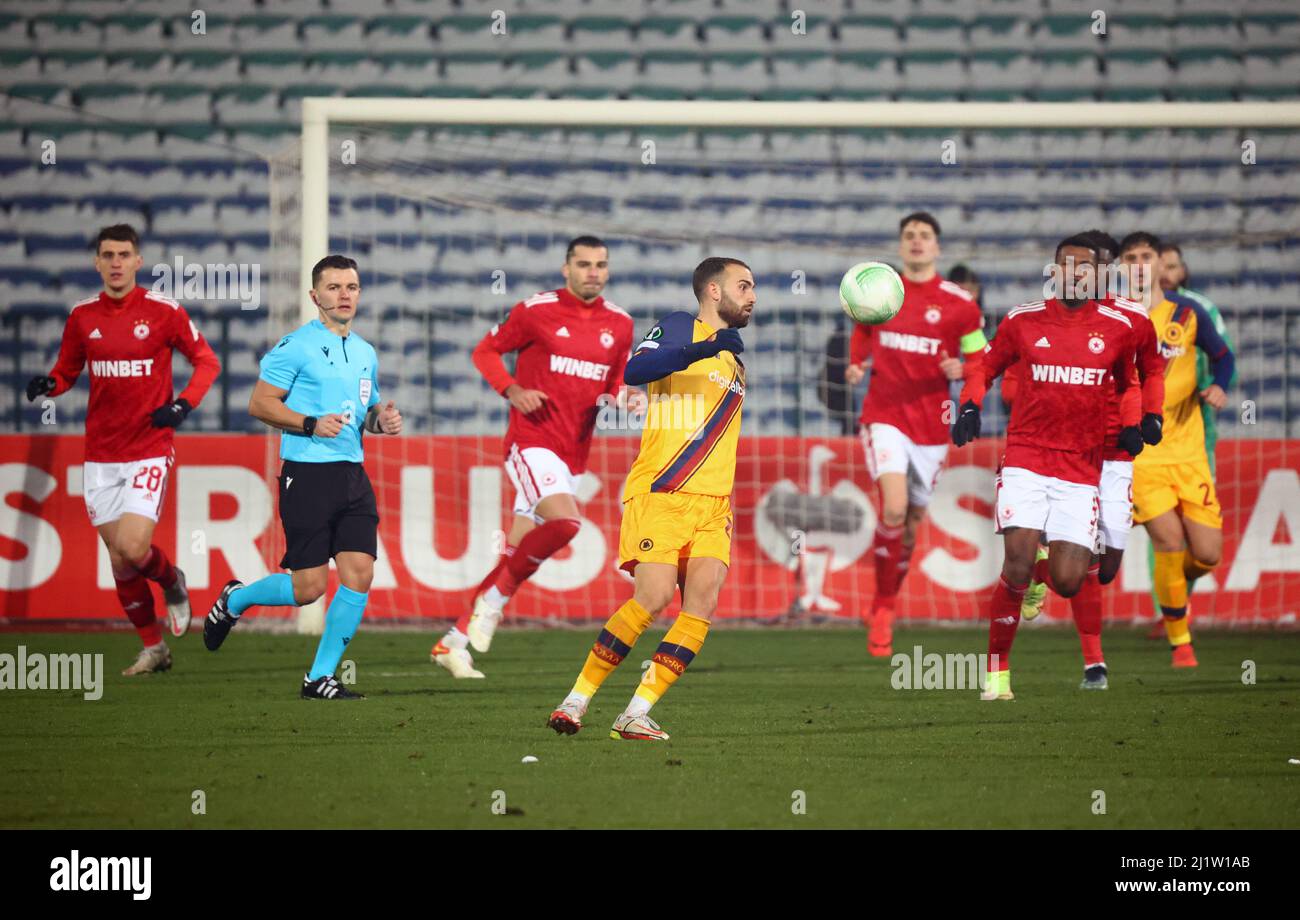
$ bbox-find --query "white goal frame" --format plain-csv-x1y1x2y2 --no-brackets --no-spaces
289,98,1300,632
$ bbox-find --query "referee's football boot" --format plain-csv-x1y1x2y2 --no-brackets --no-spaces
203,579,243,651
301,673,365,700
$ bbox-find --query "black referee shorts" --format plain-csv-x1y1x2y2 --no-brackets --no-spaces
277,460,379,570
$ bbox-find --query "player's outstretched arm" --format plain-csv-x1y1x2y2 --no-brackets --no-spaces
1189,300,1235,410
624,313,742,386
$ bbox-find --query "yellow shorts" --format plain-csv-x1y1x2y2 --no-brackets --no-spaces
618,492,733,574
1132,458,1222,529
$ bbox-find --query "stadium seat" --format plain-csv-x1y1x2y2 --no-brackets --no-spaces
366,16,433,53
968,51,1033,89
968,14,1032,51
901,51,966,90
302,15,365,52
1034,15,1101,51
838,16,899,49
1104,49,1173,92
702,16,765,51
904,16,967,51
1171,14,1241,52
234,15,300,51
636,16,696,52
573,53,639,92
438,15,503,52
509,15,566,51
32,14,101,52
836,53,901,92
708,54,772,93
1105,14,1171,51
103,14,166,51
570,17,633,52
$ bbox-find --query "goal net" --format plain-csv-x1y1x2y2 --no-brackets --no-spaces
265,100,1300,632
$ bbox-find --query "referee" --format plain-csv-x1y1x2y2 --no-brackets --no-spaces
204,255,402,699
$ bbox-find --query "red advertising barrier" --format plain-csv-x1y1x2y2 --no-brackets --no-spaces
2,435,1297,626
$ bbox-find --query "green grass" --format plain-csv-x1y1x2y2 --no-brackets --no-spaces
1,628,1297,829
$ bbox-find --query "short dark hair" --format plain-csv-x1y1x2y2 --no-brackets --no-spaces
1079,229,1120,263
1118,231,1163,257
95,224,140,253
1055,233,1102,262
1159,241,1187,286
692,257,751,300
947,263,979,286
311,254,359,287
1158,241,1183,258
565,235,607,260
899,211,941,238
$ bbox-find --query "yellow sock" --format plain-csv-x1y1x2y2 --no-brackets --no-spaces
1154,550,1192,647
572,598,654,699
633,612,710,708
1182,550,1216,586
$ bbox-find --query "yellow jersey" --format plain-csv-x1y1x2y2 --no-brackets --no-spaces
1135,292,1235,468
621,311,746,500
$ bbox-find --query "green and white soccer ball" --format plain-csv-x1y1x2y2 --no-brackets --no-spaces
839,261,905,325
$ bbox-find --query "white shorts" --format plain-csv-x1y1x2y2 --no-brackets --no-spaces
505,445,578,524
860,423,949,507
994,465,1100,552
83,455,173,527
1098,459,1134,551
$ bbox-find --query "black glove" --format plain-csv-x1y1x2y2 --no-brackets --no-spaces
1118,425,1144,458
951,400,981,447
690,328,745,361
1140,412,1163,446
150,398,192,428
25,375,55,402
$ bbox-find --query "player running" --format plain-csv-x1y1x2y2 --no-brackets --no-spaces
843,212,986,657
953,234,1145,701
25,224,219,676
1145,241,1238,638
203,255,403,699
547,257,752,741
1122,233,1236,668
429,236,637,678
1015,230,1166,690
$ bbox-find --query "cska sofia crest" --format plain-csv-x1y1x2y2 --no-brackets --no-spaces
599,329,615,349
925,307,942,325
1088,334,1105,354
133,320,150,340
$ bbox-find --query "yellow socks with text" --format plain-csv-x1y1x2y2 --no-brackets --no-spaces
1153,550,1192,647
625,611,710,716
571,598,654,700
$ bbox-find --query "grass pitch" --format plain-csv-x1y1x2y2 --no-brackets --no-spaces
2,627,1297,829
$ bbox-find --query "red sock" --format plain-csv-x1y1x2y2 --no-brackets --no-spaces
135,545,178,590
114,569,161,647
987,575,1026,672
495,518,581,597
456,546,516,633
872,523,905,600
1071,565,1104,667
897,541,915,589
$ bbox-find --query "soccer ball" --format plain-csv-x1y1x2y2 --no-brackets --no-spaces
839,262,905,325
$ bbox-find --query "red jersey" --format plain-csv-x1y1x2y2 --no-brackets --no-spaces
962,298,1140,485
852,274,985,445
473,287,635,474
48,285,220,463
1000,296,1165,463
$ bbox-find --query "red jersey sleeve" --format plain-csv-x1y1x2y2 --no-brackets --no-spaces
1000,360,1020,407
171,305,221,408
472,302,532,395
1119,367,1142,429
849,321,873,366
48,309,87,397
960,321,1018,408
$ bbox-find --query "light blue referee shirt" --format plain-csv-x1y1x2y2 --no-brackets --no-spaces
259,319,381,463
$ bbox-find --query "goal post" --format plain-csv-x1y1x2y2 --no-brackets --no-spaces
274,98,1300,634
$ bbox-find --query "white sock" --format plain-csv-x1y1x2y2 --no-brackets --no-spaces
442,627,468,651
564,691,590,712
483,585,510,609
623,694,652,719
